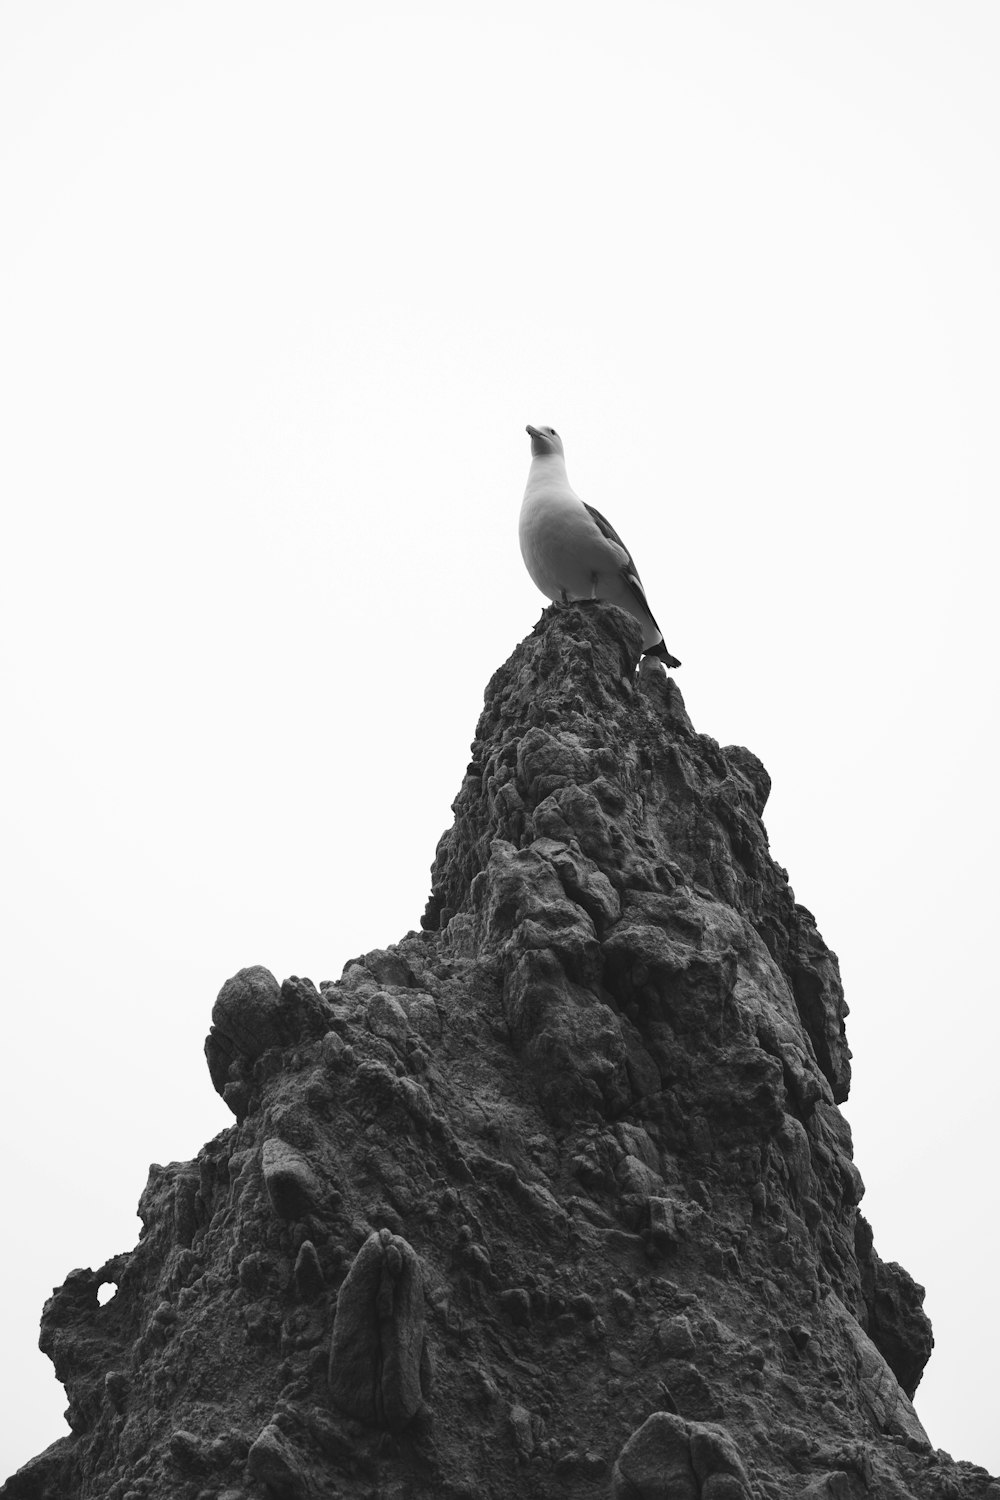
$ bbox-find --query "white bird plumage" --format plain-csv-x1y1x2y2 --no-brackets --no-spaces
519,424,681,667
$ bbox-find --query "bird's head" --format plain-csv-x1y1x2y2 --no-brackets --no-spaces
526,424,564,458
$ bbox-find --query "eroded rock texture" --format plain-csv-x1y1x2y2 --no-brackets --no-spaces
4,602,996,1500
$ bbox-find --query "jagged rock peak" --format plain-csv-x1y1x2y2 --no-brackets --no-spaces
5,601,994,1500
425,600,850,1108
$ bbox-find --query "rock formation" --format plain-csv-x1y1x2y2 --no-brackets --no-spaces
4,602,997,1500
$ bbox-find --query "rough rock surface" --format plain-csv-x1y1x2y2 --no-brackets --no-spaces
4,602,996,1500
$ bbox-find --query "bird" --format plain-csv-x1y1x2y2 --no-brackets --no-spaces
519,424,681,668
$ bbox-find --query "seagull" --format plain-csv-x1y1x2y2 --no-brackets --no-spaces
520,424,681,668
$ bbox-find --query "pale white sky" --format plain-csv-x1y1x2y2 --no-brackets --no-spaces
2,1,998,1481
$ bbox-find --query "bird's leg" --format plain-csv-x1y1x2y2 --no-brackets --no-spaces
560,588,569,604
590,572,599,600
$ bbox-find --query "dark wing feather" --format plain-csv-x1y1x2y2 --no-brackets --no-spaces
583,502,661,624
583,503,638,570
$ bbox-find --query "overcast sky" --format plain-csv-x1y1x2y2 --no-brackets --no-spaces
2,1,998,1482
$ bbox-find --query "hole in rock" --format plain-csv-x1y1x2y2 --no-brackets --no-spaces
97,1283,117,1306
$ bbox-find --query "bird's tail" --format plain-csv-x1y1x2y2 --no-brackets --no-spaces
645,641,681,669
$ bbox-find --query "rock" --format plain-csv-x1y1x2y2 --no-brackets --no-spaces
0,1439,72,1500
247,1423,307,1499
292,1240,325,1300
611,1288,636,1324
167,1429,209,1474
658,1314,696,1358
855,1215,934,1398
660,1360,722,1421
689,1423,749,1486
824,1293,930,1447
498,1288,532,1326
800,1476,857,1499
612,1411,699,1500
327,1228,429,1431
261,1138,321,1221
612,1412,752,1499
366,992,411,1049
701,1478,748,1500
5,601,988,1500
205,967,331,1118
508,1404,534,1459
648,1195,681,1250
532,835,622,933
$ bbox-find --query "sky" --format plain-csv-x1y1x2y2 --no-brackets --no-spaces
1,0,998,1481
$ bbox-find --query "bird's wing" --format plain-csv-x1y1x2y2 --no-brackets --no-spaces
583,502,661,623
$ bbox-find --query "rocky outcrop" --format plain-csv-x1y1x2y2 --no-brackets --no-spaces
3,601,995,1500
327,1228,431,1431
611,1410,752,1499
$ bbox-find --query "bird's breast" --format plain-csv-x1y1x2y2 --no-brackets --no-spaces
519,480,609,603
